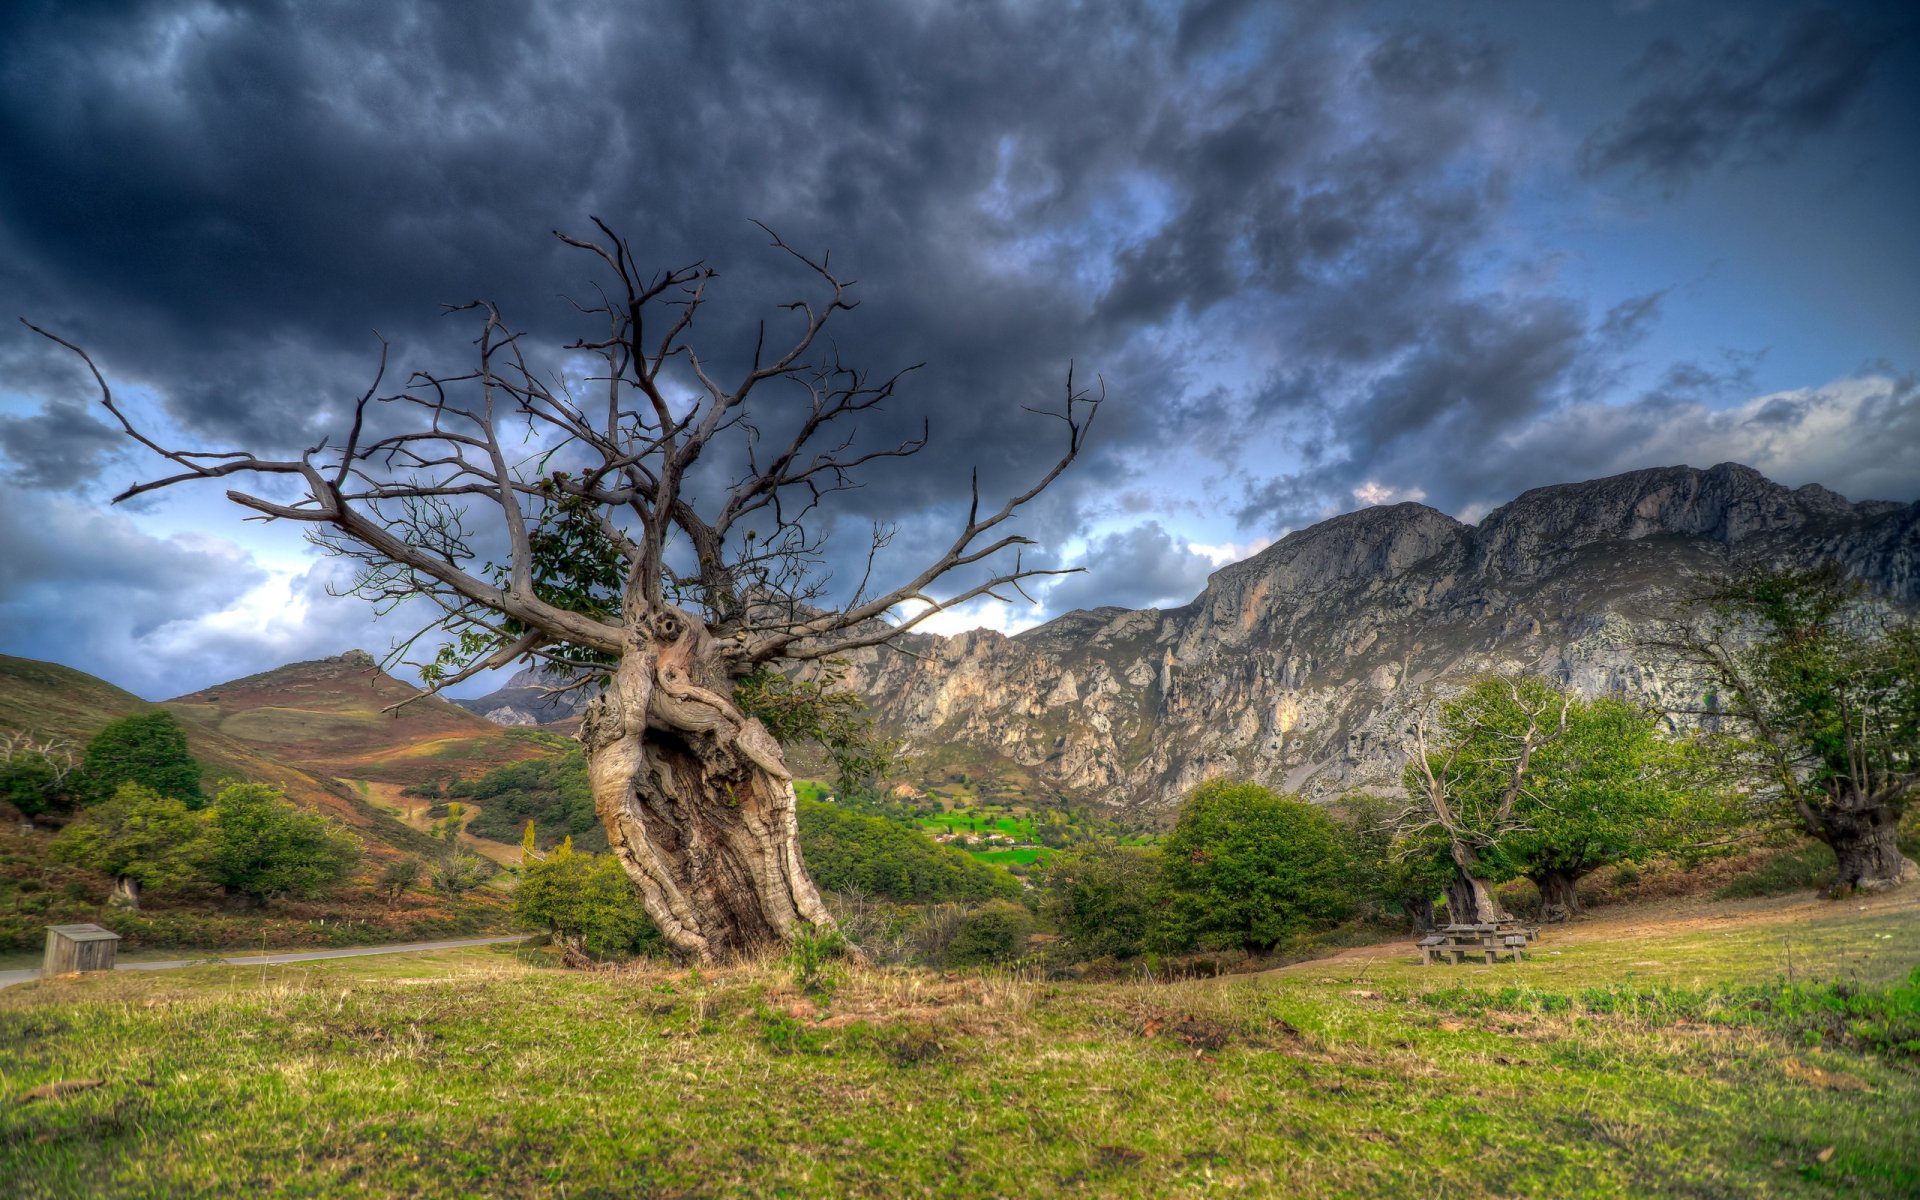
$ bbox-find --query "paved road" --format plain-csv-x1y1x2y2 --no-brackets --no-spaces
0,935,529,991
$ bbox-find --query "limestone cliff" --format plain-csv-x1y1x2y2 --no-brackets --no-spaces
829,463,1917,813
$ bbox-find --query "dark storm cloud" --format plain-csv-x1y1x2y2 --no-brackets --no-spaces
0,3,1538,561
1041,522,1219,615
6,0,1897,694
1581,8,1897,194
0,397,120,492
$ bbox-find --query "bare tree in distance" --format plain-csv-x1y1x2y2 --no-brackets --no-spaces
28,220,1100,962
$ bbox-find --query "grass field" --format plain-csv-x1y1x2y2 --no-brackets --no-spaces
3,889,1916,1198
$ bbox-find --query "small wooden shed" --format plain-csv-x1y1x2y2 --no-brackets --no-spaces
43,923,121,975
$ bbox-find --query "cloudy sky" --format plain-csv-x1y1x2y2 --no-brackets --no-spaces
2,0,1916,700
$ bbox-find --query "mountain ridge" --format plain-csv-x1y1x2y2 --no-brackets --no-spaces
453,461,1916,812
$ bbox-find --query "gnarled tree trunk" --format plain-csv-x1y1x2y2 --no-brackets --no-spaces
1527,867,1584,924
109,875,140,911
580,611,834,964
1442,844,1509,926
1815,796,1917,895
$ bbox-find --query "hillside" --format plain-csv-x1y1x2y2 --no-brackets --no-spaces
0,654,438,859
166,650,552,788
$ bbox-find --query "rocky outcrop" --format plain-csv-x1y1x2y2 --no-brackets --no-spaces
453,665,595,726
827,463,1918,814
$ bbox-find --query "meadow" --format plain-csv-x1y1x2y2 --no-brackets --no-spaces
3,888,1915,1198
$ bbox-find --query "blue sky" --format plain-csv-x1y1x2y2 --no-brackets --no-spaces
0,0,1914,699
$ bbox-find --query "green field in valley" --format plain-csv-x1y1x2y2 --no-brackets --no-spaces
4,889,1916,1197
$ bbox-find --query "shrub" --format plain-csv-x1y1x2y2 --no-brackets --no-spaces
1039,841,1166,960
201,782,361,904
377,857,424,908
513,840,663,961
945,900,1036,966
429,851,490,898
49,783,206,907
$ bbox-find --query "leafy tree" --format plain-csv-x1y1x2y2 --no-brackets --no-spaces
430,851,491,899
1038,841,1166,959
40,224,1095,962
1501,698,1711,920
1160,780,1354,955
1328,794,1454,931
1402,677,1572,924
734,669,902,797
796,799,1021,903
75,712,203,808
1663,565,1919,893
50,783,206,910
514,839,664,961
201,782,361,905
944,900,1035,966
377,856,424,908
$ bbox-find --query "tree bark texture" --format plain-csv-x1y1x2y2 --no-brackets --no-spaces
1816,798,1917,895
1442,844,1509,926
580,611,834,964
1528,868,1584,924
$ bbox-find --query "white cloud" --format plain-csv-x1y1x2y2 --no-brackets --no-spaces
1187,536,1273,567
1351,481,1429,506
1496,373,1920,504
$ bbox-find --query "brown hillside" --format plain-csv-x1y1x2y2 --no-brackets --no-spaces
0,654,438,859
165,650,552,787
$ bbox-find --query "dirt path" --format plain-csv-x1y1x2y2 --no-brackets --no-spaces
356,779,523,868
0,935,529,991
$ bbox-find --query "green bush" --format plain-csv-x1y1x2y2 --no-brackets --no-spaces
201,782,361,904
1160,780,1355,954
50,783,206,906
1714,843,1837,899
513,840,663,961
0,751,73,817
1038,841,1166,960
945,900,1035,966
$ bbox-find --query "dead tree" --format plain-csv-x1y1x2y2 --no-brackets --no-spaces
1400,676,1571,925
30,222,1098,962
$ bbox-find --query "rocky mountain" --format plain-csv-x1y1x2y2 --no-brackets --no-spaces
452,664,593,728
826,463,1918,814
453,463,1916,816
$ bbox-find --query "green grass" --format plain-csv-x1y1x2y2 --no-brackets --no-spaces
971,848,1048,866
3,893,1917,1197
1716,843,1839,900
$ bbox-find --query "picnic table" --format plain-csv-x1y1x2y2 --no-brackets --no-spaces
1417,921,1538,965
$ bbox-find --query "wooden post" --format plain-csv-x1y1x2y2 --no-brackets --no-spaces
43,923,121,975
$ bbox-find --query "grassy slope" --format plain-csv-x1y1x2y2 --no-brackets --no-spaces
164,653,550,788
2,890,1914,1198
0,655,438,859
